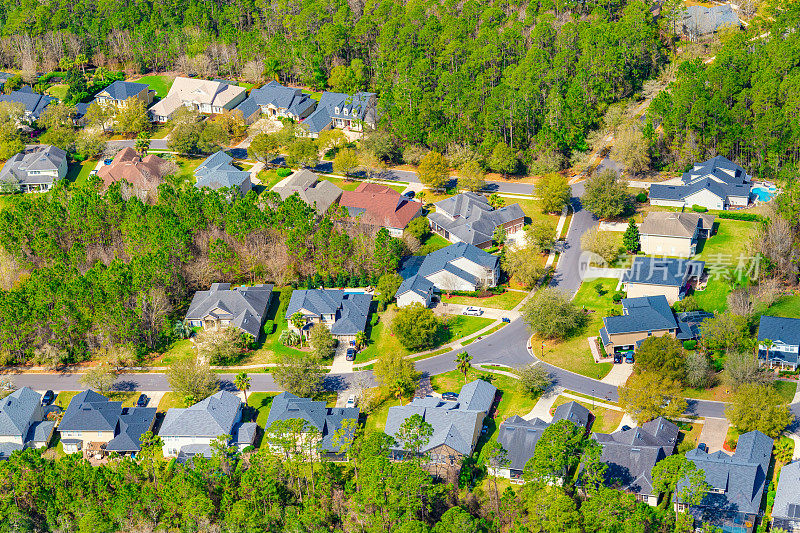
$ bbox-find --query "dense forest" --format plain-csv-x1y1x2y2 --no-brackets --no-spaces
0,180,402,365
0,0,664,162
0,434,681,533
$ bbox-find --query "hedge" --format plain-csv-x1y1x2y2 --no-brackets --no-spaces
691,204,708,213
683,340,697,350
718,212,767,223
636,192,648,203
277,168,292,178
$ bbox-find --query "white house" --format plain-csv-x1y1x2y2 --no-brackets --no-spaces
395,275,435,308
758,316,800,370
649,156,751,211
160,391,246,459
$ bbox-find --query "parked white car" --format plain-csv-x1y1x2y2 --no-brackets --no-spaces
463,306,483,316
345,394,357,408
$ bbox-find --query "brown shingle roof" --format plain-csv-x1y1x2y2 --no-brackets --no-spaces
339,183,421,230
97,147,168,190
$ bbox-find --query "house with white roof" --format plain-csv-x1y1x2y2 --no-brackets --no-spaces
149,77,247,122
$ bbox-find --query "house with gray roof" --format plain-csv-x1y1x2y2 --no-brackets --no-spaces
384,379,497,471
621,256,705,304
93,80,154,108
495,401,592,482
395,274,436,308
757,316,800,370
0,145,68,193
232,96,262,124
285,289,372,343
0,86,54,121
402,242,500,293
243,81,317,121
593,418,679,506
0,73,13,90
194,151,252,196
0,387,55,459
428,192,525,249
771,460,800,532
680,431,773,532
160,390,244,459
639,211,716,256
58,390,156,456
681,5,740,41
599,295,702,356
264,392,359,459
272,169,343,214
650,155,751,210
186,283,273,340
301,91,377,137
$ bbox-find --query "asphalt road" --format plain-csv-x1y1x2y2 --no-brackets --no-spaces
549,181,595,295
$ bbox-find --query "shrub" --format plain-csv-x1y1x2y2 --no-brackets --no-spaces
718,212,766,222
370,313,380,326
636,192,648,203
263,320,274,336
683,340,697,350
277,168,292,178
677,439,695,454
612,291,625,303
691,204,708,213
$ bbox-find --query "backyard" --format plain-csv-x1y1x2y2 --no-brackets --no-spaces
766,294,800,319
65,160,97,187
414,232,450,256
321,176,406,193
135,75,175,98
163,156,205,188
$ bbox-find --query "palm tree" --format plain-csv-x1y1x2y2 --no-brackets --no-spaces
290,312,306,332
135,132,151,155
455,351,472,383
761,338,774,368
488,193,505,209
355,331,368,350
234,372,251,405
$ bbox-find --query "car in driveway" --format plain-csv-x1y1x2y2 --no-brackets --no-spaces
613,353,623,364
403,190,416,199
345,395,357,408
463,306,483,316
624,352,635,364
441,392,458,402
136,393,149,407
346,348,356,361
501,317,511,323
41,390,55,406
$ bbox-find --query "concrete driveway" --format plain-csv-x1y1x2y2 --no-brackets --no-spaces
699,417,729,453
434,302,518,321
600,363,634,386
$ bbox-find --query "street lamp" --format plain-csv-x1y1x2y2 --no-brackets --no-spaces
592,388,595,411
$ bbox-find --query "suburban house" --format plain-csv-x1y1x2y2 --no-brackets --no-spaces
301,91,378,137
264,392,359,460
97,147,169,194
58,390,157,456
428,192,525,249
285,289,372,344
649,155,751,210
639,211,716,256
771,460,800,532
93,80,154,107
494,401,592,482
599,295,703,356
0,145,68,193
272,169,343,214
0,72,13,90
194,151,253,195
0,86,54,121
243,81,317,121
385,379,497,473
185,283,273,340
160,391,254,460
73,102,91,127
681,5,740,41
679,431,773,533
231,97,262,124
757,316,800,370
0,387,56,459
593,418,679,505
621,256,705,304
148,77,247,122
394,274,436,308
399,242,500,295
338,183,422,237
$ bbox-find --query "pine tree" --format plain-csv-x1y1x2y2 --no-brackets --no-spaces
622,218,640,253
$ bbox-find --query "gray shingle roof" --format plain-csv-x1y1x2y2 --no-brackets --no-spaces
553,401,592,428
682,5,740,36
602,295,678,335
395,274,435,300
623,257,705,287
25,420,55,445
650,155,750,204
105,407,157,452
682,430,772,520
0,387,43,437
428,192,525,246
457,379,497,414
593,418,679,497
232,96,261,120
302,91,376,133
97,80,148,102
758,316,800,346
272,169,343,213
58,390,122,432
0,145,67,186
265,392,359,453
186,283,273,338
415,242,499,288
0,86,54,119
639,212,716,239
234,422,258,446
159,391,241,438
195,151,252,194
772,460,800,522
285,289,372,337
249,81,317,118
384,379,496,456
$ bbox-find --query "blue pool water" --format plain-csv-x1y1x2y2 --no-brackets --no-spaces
752,186,776,202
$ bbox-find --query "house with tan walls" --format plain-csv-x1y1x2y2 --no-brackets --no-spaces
639,212,715,256
621,256,705,304
149,77,247,122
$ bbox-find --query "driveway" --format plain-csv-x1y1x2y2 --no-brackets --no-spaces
329,343,354,374
433,302,518,321
699,417,729,453
600,363,634,386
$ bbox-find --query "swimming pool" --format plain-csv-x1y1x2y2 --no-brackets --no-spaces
751,185,777,202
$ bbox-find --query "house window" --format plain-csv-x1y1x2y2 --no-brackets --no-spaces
335,107,340,114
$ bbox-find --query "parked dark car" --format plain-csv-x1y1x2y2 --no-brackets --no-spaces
613,353,623,364
41,390,55,406
103,158,113,165
501,317,511,323
403,190,416,199
346,348,356,361
621,425,631,432
441,392,458,401
136,394,149,407
625,352,635,364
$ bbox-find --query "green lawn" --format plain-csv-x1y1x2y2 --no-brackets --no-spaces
534,278,616,379
766,295,800,319
54,391,80,410
65,160,96,186
150,124,171,139
165,156,204,188
302,89,323,101
442,290,526,310
321,176,406,194
157,392,186,412
774,380,798,403
247,392,279,427
551,396,623,433
512,198,561,228
136,75,175,98
414,233,450,256
364,392,402,433
260,169,283,190
45,84,69,100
